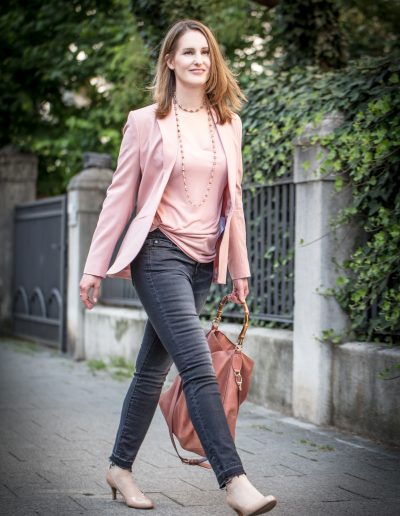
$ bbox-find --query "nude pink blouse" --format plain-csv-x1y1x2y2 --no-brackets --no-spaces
149,118,228,262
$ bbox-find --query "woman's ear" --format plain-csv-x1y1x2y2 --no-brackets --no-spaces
165,54,174,70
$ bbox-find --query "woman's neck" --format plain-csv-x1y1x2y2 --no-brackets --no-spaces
174,84,207,111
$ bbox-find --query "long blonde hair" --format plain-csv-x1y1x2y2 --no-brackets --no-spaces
148,19,247,124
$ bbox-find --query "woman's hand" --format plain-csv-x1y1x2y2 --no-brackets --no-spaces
79,273,102,310
228,277,249,304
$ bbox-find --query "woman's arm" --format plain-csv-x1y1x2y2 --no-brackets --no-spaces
227,114,251,283
227,114,251,305
79,111,141,310
83,111,142,278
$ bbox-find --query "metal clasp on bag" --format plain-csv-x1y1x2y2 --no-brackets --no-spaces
234,370,243,391
211,317,219,329
235,335,244,351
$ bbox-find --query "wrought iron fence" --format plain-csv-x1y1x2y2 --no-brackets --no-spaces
205,180,295,324
12,196,68,349
101,180,295,325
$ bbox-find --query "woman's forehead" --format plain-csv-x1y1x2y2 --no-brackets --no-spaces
176,30,208,49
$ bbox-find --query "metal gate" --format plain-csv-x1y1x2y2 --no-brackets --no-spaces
11,195,67,350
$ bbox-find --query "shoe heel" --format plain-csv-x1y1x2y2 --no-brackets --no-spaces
234,510,243,516
110,486,117,500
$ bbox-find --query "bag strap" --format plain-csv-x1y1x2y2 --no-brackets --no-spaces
212,295,249,348
167,424,211,469
166,375,212,469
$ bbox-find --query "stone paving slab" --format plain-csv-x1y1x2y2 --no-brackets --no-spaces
0,337,399,516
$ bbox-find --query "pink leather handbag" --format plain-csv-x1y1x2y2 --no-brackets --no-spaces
158,295,254,469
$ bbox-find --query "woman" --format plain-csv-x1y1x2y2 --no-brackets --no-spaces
80,19,277,515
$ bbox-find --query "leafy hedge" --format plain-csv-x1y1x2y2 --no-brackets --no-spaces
240,54,400,344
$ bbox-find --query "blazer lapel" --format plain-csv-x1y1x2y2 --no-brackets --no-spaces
210,106,236,213
156,107,178,179
156,104,236,213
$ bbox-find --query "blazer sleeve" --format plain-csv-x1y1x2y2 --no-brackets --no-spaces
227,114,251,281
83,111,141,278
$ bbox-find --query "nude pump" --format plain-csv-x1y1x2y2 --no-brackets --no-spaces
225,474,277,515
106,463,154,509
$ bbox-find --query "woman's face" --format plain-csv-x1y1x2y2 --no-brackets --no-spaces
166,29,211,89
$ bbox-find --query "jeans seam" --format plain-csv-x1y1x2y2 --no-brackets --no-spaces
221,463,246,472
144,248,226,478
185,379,223,479
111,452,132,464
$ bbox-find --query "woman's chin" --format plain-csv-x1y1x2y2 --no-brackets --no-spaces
179,78,208,89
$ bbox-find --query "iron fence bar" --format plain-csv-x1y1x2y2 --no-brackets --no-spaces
13,314,60,325
59,195,68,353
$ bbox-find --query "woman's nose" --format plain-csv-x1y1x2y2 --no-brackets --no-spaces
193,52,203,64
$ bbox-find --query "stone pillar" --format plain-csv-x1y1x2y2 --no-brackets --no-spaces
292,113,355,425
66,152,113,359
0,146,38,333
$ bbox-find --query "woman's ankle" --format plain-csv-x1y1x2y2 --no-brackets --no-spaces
224,473,246,489
109,460,132,473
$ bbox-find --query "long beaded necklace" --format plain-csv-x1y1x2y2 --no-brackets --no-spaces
172,92,217,208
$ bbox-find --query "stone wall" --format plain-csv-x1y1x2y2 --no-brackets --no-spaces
0,146,38,333
84,305,400,446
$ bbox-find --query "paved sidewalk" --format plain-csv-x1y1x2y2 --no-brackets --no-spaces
0,337,399,516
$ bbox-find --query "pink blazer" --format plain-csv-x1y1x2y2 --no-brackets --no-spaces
83,103,251,284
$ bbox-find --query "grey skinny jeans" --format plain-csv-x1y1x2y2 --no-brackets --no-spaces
109,227,245,489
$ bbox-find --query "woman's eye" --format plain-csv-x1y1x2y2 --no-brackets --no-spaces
183,50,209,55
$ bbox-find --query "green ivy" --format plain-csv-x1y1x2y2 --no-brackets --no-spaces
240,53,400,343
